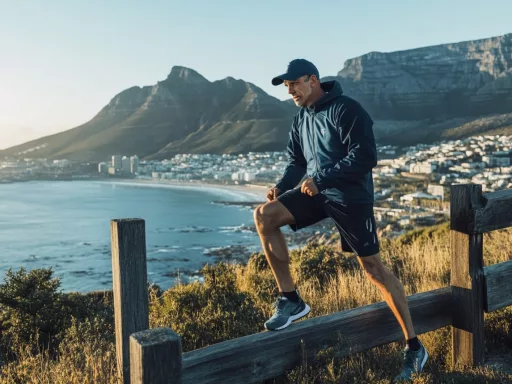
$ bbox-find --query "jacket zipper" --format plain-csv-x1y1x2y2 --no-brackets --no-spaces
311,111,319,172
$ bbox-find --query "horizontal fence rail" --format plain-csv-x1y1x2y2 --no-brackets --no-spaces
484,260,512,312
451,188,512,234
180,288,451,384
474,189,512,233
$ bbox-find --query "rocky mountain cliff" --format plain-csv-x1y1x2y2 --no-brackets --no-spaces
2,33,512,161
329,33,512,120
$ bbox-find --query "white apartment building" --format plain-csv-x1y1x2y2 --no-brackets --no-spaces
112,155,122,170
409,162,436,174
130,155,139,173
98,162,109,174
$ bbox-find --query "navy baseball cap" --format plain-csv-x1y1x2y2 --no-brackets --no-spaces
272,59,320,86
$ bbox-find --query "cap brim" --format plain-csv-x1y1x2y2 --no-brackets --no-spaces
271,73,296,86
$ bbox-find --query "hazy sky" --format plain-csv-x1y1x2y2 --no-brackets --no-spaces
1,0,511,149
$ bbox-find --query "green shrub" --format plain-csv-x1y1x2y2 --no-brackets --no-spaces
0,268,66,356
247,251,270,273
150,262,265,352
290,243,359,287
0,268,113,360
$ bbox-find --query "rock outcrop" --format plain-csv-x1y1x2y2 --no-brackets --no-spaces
331,33,512,120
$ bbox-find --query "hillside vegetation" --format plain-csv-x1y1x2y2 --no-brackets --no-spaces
1,223,511,383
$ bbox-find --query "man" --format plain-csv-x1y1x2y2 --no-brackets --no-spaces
253,58,428,381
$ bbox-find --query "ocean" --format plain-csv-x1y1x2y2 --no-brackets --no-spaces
0,180,268,292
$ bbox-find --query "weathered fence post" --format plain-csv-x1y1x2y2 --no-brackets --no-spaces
130,328,183,384
111,218,150,384
450,184,485,366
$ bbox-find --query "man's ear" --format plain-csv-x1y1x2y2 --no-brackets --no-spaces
310,74,319,87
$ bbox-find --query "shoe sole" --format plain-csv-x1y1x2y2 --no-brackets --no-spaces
419,348,428,371
266,304,311,331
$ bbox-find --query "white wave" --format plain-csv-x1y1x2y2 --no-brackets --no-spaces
153,248,178,253
203,246,223,254
218,225,254,233
173,226,213,233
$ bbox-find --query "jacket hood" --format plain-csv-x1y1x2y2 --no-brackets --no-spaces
308,80,343,112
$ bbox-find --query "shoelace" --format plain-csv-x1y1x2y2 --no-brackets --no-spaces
271,297,288,314
403,349,418,371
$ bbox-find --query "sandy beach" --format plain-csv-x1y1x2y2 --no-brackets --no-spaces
100,178,269,202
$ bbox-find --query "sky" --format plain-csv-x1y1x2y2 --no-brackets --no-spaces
1,0,511,150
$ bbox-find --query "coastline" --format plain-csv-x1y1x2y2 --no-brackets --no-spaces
96,178,269,202
1,178,335,292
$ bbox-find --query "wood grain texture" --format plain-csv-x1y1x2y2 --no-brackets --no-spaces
450,184,483,234
450,185,485,367
474,189,512,233
111,219,150,384
130,328,182,384
484,260,512,312
181,288,451,384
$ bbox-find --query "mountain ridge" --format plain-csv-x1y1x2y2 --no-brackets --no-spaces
3,32,512,161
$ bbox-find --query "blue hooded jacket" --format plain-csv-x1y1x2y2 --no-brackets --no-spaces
275,80,377,205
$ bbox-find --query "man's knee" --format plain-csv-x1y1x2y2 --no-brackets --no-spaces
253,201,292,233
254,203,276,232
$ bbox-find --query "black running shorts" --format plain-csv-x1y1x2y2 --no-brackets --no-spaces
277,187,380,257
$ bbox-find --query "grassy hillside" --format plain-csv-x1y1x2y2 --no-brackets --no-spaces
375,113,512,147
1,224,511,383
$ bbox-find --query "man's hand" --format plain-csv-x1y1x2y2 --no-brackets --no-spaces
266,187,281,202
301,178,319,196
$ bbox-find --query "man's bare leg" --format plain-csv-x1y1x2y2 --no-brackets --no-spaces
254,200,311,331
253,200,296,292
358,253,416,340
362,253,430,381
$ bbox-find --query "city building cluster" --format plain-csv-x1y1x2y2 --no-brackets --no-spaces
376,135,512,192
98,155,139,176
120,134,512,194
0,157,94,181
136,152,288,184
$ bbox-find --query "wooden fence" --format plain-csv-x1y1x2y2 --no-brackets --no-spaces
110,184,512,384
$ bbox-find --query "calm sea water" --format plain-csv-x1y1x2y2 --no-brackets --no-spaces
0,180,266,292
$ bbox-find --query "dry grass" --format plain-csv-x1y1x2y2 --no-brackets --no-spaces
0,318,118,384
1,223,511,383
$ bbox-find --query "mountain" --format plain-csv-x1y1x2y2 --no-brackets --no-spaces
1,67,296,161
333,33,512,119
2,33,512,161
326,32,512,145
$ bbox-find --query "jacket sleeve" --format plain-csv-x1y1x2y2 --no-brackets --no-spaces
312,102,377,191
275,117,307,193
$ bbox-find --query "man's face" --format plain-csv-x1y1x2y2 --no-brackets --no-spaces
284,75,312,107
